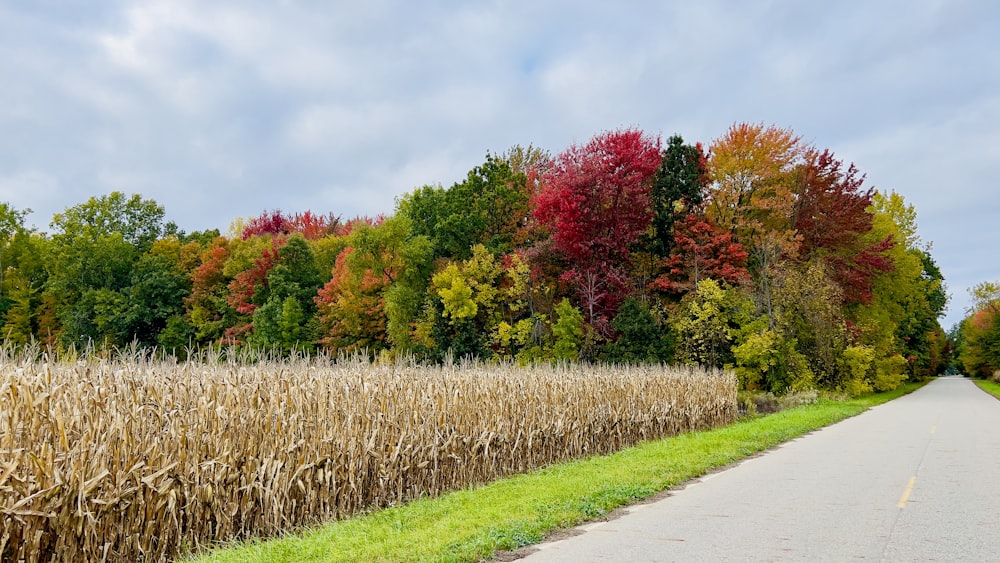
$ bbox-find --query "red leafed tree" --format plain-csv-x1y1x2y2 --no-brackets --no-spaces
189,245,228,305
241,209,342,240
223,240,282,343
651,213,750,294
793,149,894,304
533,128,662,325
185,240,232,343
335,214,386,238
241,210,286,239
287,210,342,240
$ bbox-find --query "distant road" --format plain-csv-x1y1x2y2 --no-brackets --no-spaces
516,377,1000,562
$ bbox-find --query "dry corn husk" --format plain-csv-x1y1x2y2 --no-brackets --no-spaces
1,350,735,562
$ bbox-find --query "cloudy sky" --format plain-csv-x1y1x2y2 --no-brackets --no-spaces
1,0,997,327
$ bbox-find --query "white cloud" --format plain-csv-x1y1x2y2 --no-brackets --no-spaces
286,102,403,152
0,171,63,228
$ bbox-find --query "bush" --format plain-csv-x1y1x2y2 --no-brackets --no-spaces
873,354,908,391
603,297,675,365
839,345,875,395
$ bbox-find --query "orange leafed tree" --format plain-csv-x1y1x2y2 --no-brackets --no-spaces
314,247,390,355
706,122,807,258
185,239,233,344
706,122,809,324
650,213,750,294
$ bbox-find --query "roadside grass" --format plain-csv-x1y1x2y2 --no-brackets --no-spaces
973,378,1000,400
192,382,924,563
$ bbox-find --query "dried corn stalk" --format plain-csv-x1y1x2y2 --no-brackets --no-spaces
1,350,735,562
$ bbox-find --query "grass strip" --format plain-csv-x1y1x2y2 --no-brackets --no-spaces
973,378,1000,400
192,383,922,563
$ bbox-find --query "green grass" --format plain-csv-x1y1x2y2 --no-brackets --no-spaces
191,383,923,563
974,378,1000,400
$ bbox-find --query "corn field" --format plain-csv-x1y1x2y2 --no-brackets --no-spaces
1,348,736,562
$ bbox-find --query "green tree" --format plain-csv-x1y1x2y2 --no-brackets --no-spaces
551,298,584,362
772,260,845,388
502,144,551,178
0,202,30,305
46,231,138,348
0,205,48,345
315,215,433,356
244,235,322,353
854,192,946,380
127,248,191,348
3,270,38,346
398,153,531,259
417,244,503,362
838,345,877,395
648,135,708,258
672,279,756,369
603,297,675,364
43,193,172,349
50,192,166,252
899,249,948,374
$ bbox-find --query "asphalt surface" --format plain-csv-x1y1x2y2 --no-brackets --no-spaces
514,377,1000,562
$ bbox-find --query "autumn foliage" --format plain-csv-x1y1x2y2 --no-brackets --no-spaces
651,213,750,294
0,122,959,563
0,124,947,392
534,129,661,326
241,209,342,240
792,149,895,304
315,247,391,354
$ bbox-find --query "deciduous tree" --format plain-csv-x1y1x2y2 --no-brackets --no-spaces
241,210,342,240
534,128,661,326
398,153,531,259
243,235,322,353
650,213,750,294
315,247,390,355
672,279,756,369
706,123,806,254
44,193,171,348
854,191,946,379
604,297,675,364
185,239,234,345
707,123,808,325
792,149,894,305
315,215,434,355
50,192,167,252
0,206,46,344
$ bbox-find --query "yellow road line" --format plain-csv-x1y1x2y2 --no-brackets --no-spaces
898,476,917,508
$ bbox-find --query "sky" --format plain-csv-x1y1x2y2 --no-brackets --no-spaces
1,0,997,328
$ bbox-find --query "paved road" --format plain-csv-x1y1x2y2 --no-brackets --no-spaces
516,377,1000,562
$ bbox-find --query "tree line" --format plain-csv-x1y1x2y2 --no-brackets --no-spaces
954,281,1000,378
0,123,949,394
